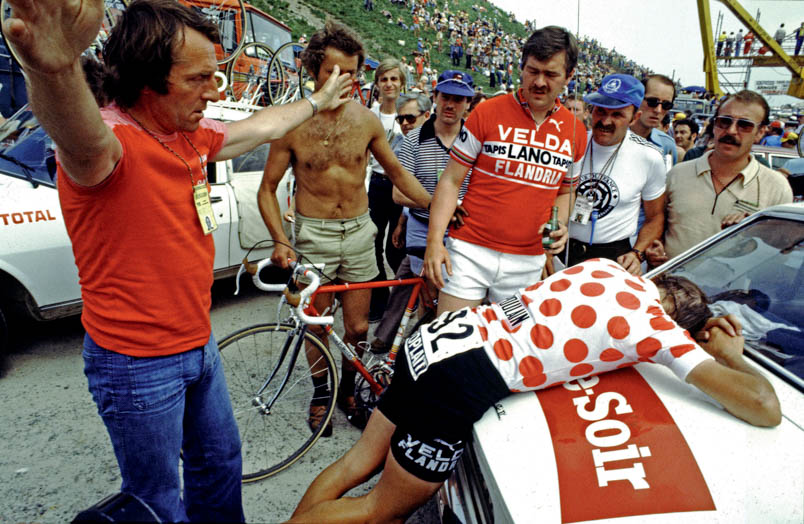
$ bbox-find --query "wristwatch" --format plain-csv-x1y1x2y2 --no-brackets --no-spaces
631,248,645,262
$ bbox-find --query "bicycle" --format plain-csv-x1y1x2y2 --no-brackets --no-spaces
219,256,436,482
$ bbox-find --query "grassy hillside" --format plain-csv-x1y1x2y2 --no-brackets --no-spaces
251,0,531,92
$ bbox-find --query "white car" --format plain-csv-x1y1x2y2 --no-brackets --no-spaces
0,102,291,352
440,204,804,523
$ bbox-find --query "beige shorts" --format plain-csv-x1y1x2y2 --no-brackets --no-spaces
294,211,379,284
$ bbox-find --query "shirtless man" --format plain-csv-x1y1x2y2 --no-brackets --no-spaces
258,22,431,435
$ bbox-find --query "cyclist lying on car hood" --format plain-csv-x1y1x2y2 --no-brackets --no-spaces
288,258,781,524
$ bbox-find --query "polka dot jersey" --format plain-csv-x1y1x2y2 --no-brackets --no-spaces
474,259,712,392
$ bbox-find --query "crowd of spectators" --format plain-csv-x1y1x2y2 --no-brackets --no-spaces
368,0,656,97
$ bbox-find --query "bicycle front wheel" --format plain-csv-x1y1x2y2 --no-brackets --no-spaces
219,323,337,482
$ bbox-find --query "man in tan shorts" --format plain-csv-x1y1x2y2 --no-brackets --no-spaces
258,21,431,435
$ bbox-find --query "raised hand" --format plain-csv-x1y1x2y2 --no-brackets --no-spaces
2,0,104,73
311,65,353,112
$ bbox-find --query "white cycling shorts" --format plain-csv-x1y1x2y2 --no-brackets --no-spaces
440,237,546,303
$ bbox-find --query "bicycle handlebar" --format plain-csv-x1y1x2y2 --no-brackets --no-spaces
236,258,333,326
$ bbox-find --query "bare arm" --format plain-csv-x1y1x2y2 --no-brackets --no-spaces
686,327,781,427
257,136,295,268
4,0,121,186
423,159,471,288
215,67,352,161
617,194,665,275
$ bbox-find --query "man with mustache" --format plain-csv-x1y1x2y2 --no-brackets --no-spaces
424,26,587,315
566,74,667,276
647,90,793,266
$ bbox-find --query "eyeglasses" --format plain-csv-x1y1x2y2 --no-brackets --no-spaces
644,97,674,111
396,112,423,124
714,115,760,133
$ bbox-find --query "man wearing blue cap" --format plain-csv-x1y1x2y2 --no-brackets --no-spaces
565,73,667,275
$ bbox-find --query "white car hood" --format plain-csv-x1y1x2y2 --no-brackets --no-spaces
472,364,803,523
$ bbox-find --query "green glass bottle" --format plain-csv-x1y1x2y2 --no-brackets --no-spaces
542,206,559,247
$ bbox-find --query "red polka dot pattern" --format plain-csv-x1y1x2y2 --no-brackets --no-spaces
520,356,546,387
650,316,675,331
571,305,597,328
530,324,554,349
493,339,513,360
563,338,589,362
519,356,544,375
591,270,613,279
523,374,548,387
581,283,605,297
600,348,624,361
479,326,488,341
670,344,696,358
521,294,533,306
570,363,595,376
525,282,543,292
483,309,498,323
564,265,584,274
607,316,630,339
646,305,664,317
502,321,521,334
616,291,640,310
636,337,662,358
539,298,562,316
550,279,571,292
625,279,645,292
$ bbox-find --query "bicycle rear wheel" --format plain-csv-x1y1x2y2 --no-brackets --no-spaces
225,41,274,106
219,323,337,482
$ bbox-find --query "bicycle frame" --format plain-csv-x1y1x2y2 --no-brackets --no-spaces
305,277,434,395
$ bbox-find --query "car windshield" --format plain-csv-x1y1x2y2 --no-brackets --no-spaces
666,216,804,388
0,106,57,186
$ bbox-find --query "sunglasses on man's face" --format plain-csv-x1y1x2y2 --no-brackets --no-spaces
396,112,423,124
714,115,759,133
644,97,674,111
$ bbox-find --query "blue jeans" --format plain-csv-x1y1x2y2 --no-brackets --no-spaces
83,332,244,522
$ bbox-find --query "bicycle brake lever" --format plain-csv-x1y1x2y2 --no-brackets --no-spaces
275,295,287,331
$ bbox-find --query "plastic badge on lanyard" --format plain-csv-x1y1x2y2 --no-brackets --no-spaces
193,182,218,235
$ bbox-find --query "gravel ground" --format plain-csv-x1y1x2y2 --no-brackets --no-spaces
0,278,439,523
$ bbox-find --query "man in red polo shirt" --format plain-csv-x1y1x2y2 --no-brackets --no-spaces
424,26,587,314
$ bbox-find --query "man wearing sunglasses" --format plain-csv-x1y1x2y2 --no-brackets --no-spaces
566,74,667,276
629,74,678,168
649,90,793,267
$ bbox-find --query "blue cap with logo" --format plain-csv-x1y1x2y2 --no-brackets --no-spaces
584,74,644,110
435,70,474,97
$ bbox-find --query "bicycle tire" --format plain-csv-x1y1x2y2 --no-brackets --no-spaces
218,323,337,482
267,41,313,105
224,41,274,106
188,0,247,65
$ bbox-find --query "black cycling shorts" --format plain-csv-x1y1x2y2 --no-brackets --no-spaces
377,325,509,483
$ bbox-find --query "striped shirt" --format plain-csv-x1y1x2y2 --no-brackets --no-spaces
398,114,471,223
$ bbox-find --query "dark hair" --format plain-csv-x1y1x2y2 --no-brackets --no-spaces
520,26,577,75
653,274,713,334
715,89,770,125
103,0,219,108
643,74,676,101
82,56,110,107
301,20,365,78
675,118,699,136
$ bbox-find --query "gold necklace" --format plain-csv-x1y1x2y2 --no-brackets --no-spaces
321,108,346,146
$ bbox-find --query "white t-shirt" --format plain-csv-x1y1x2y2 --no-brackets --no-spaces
369,104,402,175
570,130,666,244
